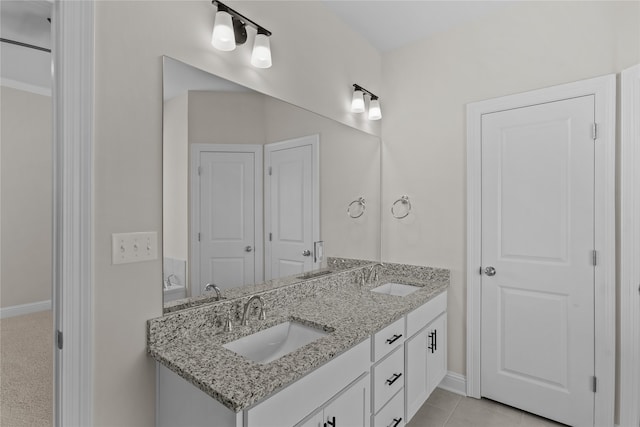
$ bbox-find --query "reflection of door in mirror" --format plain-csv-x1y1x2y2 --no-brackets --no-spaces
265,135,319,280
191,145,263,296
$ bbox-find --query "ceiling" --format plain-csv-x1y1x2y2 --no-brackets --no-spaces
0,0,52,49
323,1,513,52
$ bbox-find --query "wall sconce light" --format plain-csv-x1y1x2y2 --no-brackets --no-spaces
351,84,382,120
211,0,272,68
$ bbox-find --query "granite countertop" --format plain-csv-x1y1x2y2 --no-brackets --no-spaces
148,271,448,413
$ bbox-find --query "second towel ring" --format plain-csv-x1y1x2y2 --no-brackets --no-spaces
347,197,366,218
391,195,411,219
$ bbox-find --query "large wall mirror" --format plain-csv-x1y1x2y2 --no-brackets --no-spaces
162,56,381,309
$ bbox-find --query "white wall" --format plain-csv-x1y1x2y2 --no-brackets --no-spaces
93,1,380,425
0,86,52,308
380,0,639,384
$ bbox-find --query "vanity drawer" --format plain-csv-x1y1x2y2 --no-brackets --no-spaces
372,346,404,413
372,317,405,362
406,291,447,338
373,389,404,427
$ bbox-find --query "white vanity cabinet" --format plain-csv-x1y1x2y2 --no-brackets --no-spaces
296,373,370,427
155,290,449,427
405,291,448,422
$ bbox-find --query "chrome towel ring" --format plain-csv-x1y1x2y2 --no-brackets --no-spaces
391,195,411,219
347,197,366,218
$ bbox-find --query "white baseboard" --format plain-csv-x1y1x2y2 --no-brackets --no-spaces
0,300,52,319
438,371,467,396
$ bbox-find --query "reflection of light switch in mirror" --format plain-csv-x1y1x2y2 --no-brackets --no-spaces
314,241,324,263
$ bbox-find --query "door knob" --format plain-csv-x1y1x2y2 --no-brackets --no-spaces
245,246,253,252
484,266,496,276
302,250,311,257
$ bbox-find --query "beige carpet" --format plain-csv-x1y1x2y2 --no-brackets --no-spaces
0,310,53,426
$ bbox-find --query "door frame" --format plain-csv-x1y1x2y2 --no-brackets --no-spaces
264,135,320,279
52,1,95,425
189,143,263,296
620,63,640,427
466,75,616,426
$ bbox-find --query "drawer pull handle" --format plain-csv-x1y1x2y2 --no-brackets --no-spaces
324,416,336,427
385,372,403,386
428,329,437,353
387,418,403,427
386,333,403,345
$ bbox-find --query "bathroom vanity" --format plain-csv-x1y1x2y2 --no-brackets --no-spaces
148,261,448,427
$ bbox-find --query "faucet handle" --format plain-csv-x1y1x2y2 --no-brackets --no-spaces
259,306,266,320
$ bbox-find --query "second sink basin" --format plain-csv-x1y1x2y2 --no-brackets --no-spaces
371,282,420,297
223,320,330,364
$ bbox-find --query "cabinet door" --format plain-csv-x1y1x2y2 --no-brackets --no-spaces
405,329,428,422
323,374,370,427
296,412,323,427
426,313,447,397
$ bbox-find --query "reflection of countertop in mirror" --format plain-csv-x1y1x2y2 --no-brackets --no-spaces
147,262,449,412
162,257,375,313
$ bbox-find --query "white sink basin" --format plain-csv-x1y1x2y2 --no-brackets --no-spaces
371,282,420,297
223,321,330,364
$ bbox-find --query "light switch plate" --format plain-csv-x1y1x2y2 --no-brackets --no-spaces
112,232,158,265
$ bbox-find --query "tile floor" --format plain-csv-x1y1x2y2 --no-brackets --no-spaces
407,388,566,427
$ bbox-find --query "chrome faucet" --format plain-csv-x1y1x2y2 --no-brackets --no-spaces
367,263,384,284
204,283,222,300
241,295,266,326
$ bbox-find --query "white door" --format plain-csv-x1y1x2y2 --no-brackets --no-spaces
265,135,319,280
480,96,595,426
192,145,262,296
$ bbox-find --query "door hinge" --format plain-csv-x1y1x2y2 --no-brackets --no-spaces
591,376,597,392
198,232,201,242
592,123,598,140
198,166,202,176
269,232,272,242
56,330,63,350
592,250,597,266
268,166,272,176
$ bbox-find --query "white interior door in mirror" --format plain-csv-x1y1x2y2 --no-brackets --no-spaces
265,135,319,280
191,144,263,296
480,95,595,426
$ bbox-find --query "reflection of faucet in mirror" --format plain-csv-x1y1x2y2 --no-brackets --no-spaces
165,274,178,289
204,283,222,301
241,295,266,326
367,263,384,284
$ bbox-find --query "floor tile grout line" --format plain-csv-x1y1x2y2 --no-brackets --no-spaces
442,395,463,427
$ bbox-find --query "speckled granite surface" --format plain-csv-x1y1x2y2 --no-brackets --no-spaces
148,262,449,413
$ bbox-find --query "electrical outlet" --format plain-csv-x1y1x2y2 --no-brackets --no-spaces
112,232,158,265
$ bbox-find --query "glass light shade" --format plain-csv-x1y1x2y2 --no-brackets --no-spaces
211,11,236,51
351,90,365,113
251,33,272,68
368,98,382,120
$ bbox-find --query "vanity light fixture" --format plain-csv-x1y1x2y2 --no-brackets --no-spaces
211,0,272,68
351,84,382,120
